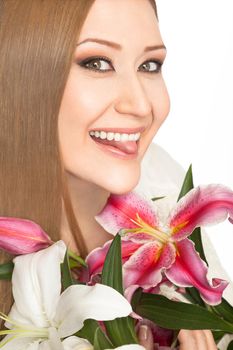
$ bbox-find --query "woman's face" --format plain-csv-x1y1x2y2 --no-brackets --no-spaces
58,0,169,195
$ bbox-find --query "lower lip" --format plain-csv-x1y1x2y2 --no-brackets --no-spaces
90,137,139,160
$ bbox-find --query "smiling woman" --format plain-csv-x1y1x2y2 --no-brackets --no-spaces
57,0,169,254
0,0,228,349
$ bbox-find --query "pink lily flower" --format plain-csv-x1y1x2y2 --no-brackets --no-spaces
0,217,53,254
91,184,233,305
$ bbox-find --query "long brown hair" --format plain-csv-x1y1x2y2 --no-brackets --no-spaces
0,0,95,318
0,0,158,320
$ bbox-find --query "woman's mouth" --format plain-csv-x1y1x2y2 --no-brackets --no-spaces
89,130,141,159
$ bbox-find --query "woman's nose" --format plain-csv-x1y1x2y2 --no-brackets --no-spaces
114,74,152,118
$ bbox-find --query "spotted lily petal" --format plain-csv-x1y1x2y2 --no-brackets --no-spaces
95,192,159,236
165,239,228,305
86,240,112,278
168,184,233,240
123,242,176,290
0,217,52,255
86,239,142,279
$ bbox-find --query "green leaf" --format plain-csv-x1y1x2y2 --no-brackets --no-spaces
227,340,233,350
151,196,166,202
211,298,233,324
76,319,100,344
132,290,233,333
190,227,208,264
177,165,207,263
212,330,226,342
177,164,194,201
0,261,14,280
104,317,138,347
102,234,123,294
94,327,113,350
184,286,206,307
102,234,138,346
60,249,75,289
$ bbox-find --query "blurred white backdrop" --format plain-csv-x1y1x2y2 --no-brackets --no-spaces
154,1,233,280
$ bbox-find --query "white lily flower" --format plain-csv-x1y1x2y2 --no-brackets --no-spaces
0,241,134,350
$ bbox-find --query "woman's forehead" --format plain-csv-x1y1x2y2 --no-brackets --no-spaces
77,0,161,47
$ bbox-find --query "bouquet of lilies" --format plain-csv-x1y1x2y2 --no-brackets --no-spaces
0,165,233,350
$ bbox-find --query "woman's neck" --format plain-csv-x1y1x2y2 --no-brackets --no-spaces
60,172,113,254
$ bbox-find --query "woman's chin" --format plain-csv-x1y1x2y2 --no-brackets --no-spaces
98,171,141,195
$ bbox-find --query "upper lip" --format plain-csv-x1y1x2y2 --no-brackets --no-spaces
89,126,146,134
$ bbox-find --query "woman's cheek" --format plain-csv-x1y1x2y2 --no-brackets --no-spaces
153,78,170,123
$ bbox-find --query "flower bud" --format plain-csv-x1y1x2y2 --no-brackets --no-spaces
0,217,53,255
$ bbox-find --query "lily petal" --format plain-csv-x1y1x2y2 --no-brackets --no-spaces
168,184,233,240
47,327,63,350
123,242,176,290
55,283,132,338
38,341,53,350
62,336,93,350
124,284,143,320
86,239,142,278
95,192,159,235
0,217,52,255
165,239,228,305
0,336,39,350
8,241,66,328
86,240,113,277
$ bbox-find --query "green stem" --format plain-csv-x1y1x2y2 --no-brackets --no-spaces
67,250,87,267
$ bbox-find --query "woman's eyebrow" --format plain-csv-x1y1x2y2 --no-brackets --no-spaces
77,38,166,52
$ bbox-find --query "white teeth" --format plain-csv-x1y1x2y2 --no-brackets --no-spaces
100,131,107,139
114,133,121,141
120,133,128,142
89,130,141,142
107,132,114,141
128,134,135,141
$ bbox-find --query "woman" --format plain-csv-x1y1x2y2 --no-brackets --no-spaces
0,0,222,348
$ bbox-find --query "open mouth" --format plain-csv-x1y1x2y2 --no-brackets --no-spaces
89,130,140,157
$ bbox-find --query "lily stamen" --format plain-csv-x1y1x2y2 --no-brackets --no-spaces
119,227,171,245
0,312,29,329
129,213,145,228
0,335,18,348
123,213,172,244
0,310,49,346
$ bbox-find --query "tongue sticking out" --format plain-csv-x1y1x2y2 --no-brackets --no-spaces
91,136,138,154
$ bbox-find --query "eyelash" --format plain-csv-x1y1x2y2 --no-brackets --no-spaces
77,55,163,74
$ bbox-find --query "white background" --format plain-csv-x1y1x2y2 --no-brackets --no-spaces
154,1,233,280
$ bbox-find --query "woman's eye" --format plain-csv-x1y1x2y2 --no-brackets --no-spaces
77,56,162,74
78,57,113,73
139,60,162,73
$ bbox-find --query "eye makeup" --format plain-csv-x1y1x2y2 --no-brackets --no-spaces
76,55,164,74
